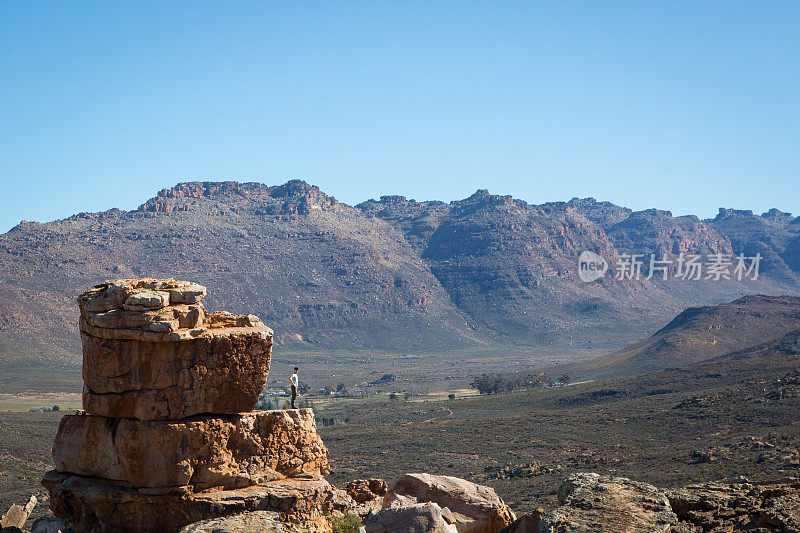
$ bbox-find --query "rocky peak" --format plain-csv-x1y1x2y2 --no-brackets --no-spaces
566,197,632,227
137,181,271,212
713,207,756,221
268,179,342,214
379,194,411,204
607,208,731,256
762,207,794,224
136,179,343,215
452,189,520,216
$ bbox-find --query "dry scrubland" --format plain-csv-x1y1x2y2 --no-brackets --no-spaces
320,351,800,514
4,349,797,521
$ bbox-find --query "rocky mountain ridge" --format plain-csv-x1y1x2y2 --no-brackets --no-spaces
1,180,798,364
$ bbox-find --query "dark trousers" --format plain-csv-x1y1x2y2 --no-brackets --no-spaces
291,385,297,409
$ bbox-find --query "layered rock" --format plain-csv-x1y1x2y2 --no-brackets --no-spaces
178,511,289,533
43,472,334,533
79,279,273,420
44,279,335,533
52,409,329,491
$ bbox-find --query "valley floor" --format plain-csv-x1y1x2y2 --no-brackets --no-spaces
319,351,800,514
1,350,798,522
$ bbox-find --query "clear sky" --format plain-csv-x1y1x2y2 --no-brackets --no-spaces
1,1,798,233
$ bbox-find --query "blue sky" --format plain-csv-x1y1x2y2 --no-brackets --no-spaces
1,1,798,233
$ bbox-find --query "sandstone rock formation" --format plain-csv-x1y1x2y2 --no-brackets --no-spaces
51,410,328,490
43,279,335,533
43,473,334,532
382,473,516,533
79,279,272,420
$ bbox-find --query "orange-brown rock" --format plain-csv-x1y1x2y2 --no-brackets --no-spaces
52,409,329,491
42,279,339,532
333,478,388,519
43,470,334,533
78,279,273,420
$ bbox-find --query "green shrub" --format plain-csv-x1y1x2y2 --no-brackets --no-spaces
331,513,362,533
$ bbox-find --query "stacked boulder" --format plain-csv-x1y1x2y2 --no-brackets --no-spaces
42,279,333,533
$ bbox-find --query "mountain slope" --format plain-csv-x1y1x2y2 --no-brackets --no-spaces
0,181,479,363
359,193,798,348
570,295,800,380
1,180,799,365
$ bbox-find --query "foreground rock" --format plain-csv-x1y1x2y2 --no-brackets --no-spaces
365,502,458,533
44,279,338,532
667,479,800,532
43,472,334,533
0,495,36,529
539,473,677,532
383,473,516,533
333,478,388,519
498,509,545,533
178,511,288,532
52,409,328,490
79,279,273,420
30,517,68,533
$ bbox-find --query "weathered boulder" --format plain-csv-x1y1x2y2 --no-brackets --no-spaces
79,279,206,314
0,495,36,529
539,473,677,533
383,473,516,533
348,479,388,504
43,471,334,533
333,479,388,519
498,508,545,533
78,279,272,420
179,511,288,532
667,479,800,532
365,502,458,533
30,516,68,533
52,409,329,490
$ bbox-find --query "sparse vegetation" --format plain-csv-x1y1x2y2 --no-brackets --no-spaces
320,349,800,514
331,513,362,533
470,372,553,395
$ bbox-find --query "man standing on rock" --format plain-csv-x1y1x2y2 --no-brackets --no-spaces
290,367,299,409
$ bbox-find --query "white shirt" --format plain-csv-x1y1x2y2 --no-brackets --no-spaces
291,373,298,388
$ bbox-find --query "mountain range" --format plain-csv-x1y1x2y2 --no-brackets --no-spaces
1,180,798,364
